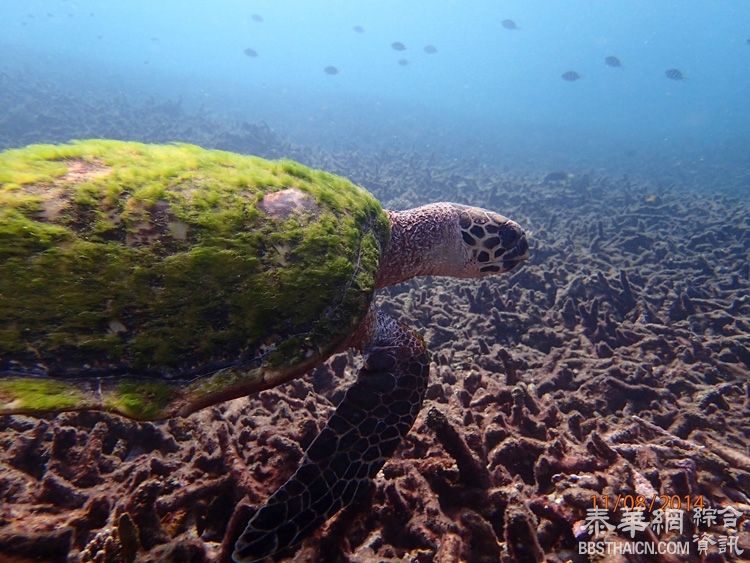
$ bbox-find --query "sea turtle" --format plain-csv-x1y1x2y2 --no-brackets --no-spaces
0,140,529,561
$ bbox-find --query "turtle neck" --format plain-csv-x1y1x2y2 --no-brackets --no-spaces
375,203,463,288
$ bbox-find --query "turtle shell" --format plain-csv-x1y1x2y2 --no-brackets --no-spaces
0,140,389,419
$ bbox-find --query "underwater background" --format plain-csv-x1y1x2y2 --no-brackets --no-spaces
1,1,749,562
3,0,750,180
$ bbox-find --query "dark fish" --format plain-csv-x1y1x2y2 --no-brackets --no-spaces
353,25,364,34
423,44,438,54
391,41,406,51
501,19,518,30
324,65,339,75
561,71,581,81
398,59,408,66
605,56,622,67
665,68,685,80
251,14,263,23
243,48,258,58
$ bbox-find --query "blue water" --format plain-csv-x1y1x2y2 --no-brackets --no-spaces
2,0,750,176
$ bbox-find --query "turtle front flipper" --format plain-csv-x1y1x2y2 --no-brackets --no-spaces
232,311,429,562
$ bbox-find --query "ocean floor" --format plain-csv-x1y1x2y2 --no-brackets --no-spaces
0,78,749,562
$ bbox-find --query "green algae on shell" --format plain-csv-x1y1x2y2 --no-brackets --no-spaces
0,140,389,419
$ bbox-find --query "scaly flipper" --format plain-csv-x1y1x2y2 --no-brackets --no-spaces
232,310,429,562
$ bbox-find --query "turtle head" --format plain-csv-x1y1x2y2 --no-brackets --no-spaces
377,203,529,288
453,204,529,277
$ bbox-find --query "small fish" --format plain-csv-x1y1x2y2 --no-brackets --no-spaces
243,48,258,58
251,14,263,23
561,71,581,81
391,41,406,51
398,59,408,66
665,68,685,80
604,56,622,68
353,25,364,34
746,38,750,45
324,65,339,75
501,19,518,30
423,44,438,54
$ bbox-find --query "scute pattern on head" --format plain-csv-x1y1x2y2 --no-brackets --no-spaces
456,206,527,274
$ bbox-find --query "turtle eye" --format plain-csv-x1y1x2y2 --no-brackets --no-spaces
500,223,521,248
